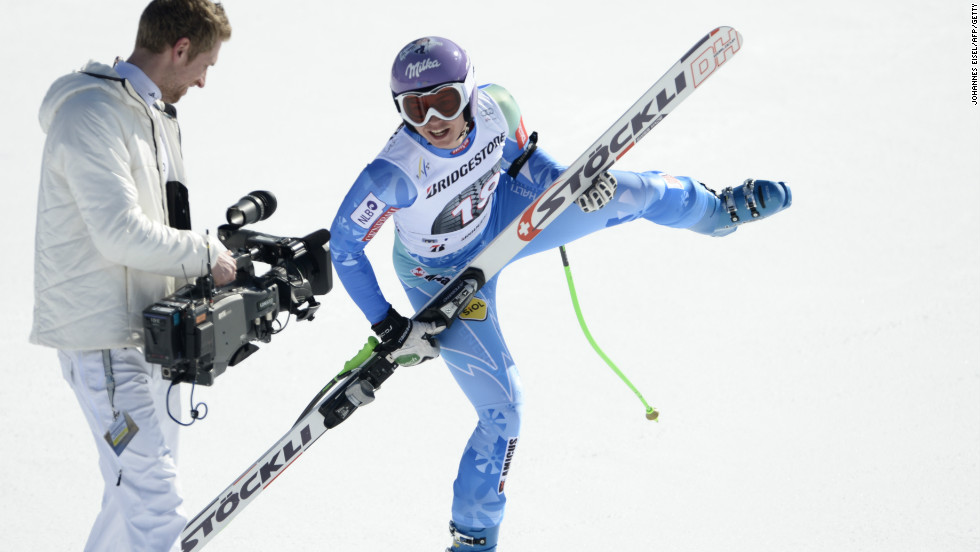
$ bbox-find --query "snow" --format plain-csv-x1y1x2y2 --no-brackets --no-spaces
1,1,978,550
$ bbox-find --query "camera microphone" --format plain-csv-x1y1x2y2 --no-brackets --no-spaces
226,190,278,227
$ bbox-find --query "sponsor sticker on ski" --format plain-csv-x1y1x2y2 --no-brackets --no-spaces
459,298,488,321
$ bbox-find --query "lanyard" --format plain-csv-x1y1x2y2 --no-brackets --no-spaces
101,350,118,419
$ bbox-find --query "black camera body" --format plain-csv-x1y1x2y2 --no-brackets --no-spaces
143,192,332,385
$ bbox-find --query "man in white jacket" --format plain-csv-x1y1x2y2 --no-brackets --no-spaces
32,1,235,550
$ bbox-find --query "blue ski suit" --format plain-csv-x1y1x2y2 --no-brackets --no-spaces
329,84,717,532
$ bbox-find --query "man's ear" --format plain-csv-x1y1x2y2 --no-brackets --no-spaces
171,37,192,62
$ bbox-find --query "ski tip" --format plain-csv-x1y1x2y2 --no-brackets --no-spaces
683,27,743,63
712,26,743,46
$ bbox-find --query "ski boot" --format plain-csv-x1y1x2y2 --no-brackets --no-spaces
688,178,792,237
445,521,499,552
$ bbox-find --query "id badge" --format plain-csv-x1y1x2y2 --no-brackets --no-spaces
104,412,139,456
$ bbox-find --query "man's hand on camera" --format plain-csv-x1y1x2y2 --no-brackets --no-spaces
212,250,237,286
371,306,446,366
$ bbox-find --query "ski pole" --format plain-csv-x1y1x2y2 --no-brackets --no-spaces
559,245,658,421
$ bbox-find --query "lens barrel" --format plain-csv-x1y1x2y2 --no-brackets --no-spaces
226,191,278,227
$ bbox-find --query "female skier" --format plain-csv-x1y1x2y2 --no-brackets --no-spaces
328,36,791,551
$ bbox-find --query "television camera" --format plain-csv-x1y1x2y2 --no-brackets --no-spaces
143,191,332,385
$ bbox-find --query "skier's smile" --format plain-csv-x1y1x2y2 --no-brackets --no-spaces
417,114,468,150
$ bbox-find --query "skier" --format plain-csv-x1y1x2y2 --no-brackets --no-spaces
328,36,791,551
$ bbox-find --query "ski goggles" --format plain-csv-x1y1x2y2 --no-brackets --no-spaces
394,69,474,127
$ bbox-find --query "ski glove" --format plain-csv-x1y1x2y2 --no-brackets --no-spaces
371,307,447,366
576,171,618,213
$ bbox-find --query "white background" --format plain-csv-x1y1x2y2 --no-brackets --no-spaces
1,0,978,550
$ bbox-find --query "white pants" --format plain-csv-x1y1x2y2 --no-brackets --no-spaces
60,348,186,552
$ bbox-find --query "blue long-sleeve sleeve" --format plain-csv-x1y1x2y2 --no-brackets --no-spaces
329,158,417,324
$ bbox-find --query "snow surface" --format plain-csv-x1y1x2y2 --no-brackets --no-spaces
2,1,978,550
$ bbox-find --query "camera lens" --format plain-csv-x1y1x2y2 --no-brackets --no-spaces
226,191,278,227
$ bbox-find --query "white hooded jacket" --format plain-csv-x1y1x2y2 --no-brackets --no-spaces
32,60,215,350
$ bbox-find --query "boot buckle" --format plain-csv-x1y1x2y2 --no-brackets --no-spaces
449,521,487,547
742,179,761,219
722,187,739,222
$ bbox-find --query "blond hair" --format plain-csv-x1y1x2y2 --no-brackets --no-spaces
135,0,232,61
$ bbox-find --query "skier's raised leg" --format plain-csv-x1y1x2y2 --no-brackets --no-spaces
510,169,792,260
619,171,792,236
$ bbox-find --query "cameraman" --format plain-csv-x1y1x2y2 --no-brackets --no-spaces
31,1,235,550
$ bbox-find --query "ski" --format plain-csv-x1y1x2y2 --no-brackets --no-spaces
179,340,380,552
179,26,742,551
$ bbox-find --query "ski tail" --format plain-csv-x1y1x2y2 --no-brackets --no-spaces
179,338,383,552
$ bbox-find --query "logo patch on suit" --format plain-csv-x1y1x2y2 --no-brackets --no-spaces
350,193,387,229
